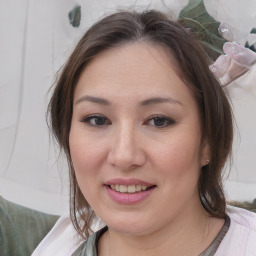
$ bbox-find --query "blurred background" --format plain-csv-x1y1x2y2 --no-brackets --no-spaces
0,0,256,215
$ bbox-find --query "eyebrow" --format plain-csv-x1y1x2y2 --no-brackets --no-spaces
75,95,182,106
76,95,111,105
141,97,182,106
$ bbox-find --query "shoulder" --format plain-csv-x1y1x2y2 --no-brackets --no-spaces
31,215,84,256
32,214,105,256
0,196,59,256
215,205,256,256
227,205,256,229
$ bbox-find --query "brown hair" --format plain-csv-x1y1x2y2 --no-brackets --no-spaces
48,10,233,239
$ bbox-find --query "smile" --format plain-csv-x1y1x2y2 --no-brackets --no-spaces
105,184,156,205
109,184,154,193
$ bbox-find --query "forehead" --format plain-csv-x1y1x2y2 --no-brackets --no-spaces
74,42,195,107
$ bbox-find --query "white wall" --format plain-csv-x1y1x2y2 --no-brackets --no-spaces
0,0,255,215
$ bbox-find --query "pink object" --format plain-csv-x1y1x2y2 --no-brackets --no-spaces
210,42,256,85
104,185,156,205
104,178,154,186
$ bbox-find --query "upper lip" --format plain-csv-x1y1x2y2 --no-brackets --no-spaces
104,178,155,186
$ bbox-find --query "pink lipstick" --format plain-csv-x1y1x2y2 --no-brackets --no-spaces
104,178,156,205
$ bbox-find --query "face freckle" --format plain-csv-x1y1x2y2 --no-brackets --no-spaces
69,42,210,236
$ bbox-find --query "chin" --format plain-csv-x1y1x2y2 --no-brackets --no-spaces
103,214,154,236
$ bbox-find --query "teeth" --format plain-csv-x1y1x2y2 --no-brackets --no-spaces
142,185,147,191
128,185,135,193
109,184,150,193
120,185,128,193
110,184,120,192
136,185,142,191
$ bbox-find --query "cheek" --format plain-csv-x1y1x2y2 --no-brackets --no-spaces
69,133,105,207
69,126,106,191
69,124,105,169
152,135,202,182
70,139,99,167
158,137,201,165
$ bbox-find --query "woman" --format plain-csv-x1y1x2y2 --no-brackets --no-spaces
33,10,256,256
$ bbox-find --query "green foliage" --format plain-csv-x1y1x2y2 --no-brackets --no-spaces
69,5,81,28
179,0,226,61
245,41,256,52
229,199,256,213
250,28,256,34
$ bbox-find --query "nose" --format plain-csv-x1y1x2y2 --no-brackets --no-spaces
107,123,146,170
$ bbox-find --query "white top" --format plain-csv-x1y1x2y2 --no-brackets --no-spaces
31,215,84,256
32,206,256,256
215,206,256,256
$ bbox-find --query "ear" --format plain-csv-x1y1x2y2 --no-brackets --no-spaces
201,141,211,167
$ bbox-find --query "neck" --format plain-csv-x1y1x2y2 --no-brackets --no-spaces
98,201,224,256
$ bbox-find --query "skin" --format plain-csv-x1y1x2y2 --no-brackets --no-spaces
69,42,225,256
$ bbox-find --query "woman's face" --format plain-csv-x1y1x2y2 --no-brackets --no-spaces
69,42,209,235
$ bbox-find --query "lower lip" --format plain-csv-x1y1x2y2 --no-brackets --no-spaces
105,185,155,205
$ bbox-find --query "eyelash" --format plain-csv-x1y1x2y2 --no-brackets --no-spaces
80,114,111,127
80,114,175,128
144,115,175,128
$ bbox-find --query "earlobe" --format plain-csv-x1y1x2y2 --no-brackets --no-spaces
201,142,211,167
202,159,210,166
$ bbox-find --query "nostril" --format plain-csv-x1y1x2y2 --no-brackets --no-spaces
107,145,147,169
